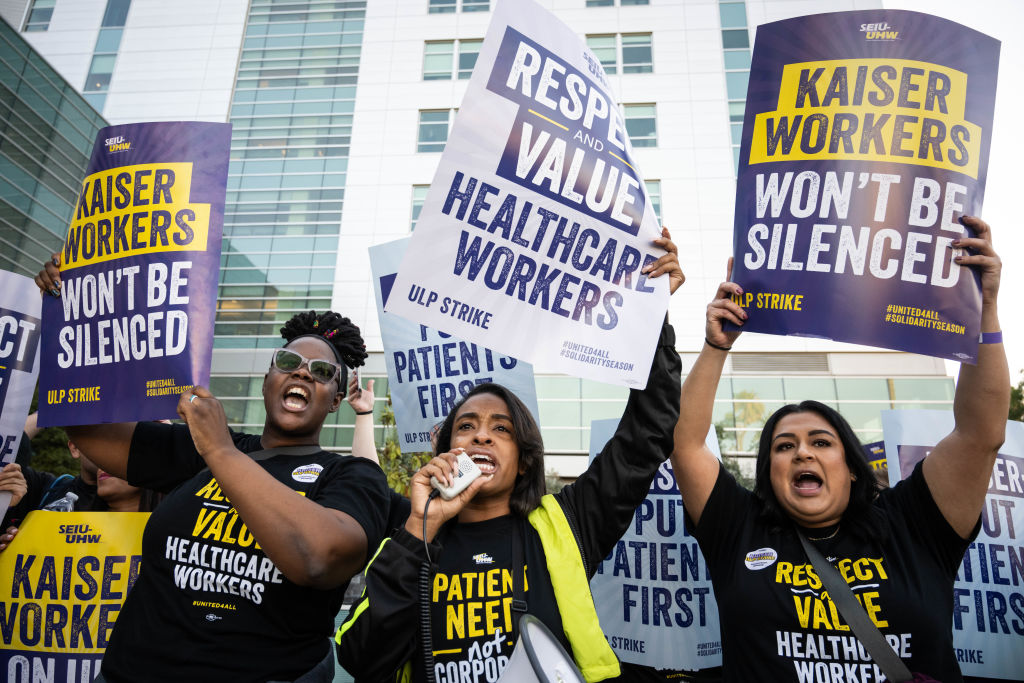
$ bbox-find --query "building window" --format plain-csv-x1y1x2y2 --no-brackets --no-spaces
458,40,482,79
418,109,455,152
84,54,116,91
23,0,55,31
423,41,454,80
645,180,661,223
411,185,429,230
585,35,617,76
624,104,656,148
720,1,750,173
429,0,487,12
423,39,482,80
82,0,130,112
101,0,130,26
428,0,456,12
585,33,652,75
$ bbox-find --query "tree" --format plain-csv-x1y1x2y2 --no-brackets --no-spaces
1010,371,1024,422
27,391,75,476
376,397,431,496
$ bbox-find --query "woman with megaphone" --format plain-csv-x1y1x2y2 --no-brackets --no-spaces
336,229,684,683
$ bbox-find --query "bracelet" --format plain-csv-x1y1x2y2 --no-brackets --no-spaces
979,331,1003,344
355,410,374,415
705,337,732,352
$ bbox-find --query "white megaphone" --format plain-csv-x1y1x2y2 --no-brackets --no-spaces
497,615,586,683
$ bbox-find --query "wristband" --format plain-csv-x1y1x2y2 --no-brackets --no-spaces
705,337,732,352
355,410,374,415
979,331,1003,344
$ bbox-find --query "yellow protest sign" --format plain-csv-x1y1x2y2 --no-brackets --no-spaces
0,511,147,682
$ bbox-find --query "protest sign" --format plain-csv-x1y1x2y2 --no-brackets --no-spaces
589,419,723,671
731,10,999,363
370,238,538,452
38,121,231,426
862,440,888,480
0,511,148,682
882,410,1024,679
0,272,42,520
385,0,668,388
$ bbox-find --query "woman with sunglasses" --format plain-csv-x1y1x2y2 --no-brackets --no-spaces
35,256,391,682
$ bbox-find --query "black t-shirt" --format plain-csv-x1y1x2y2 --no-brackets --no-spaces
100,422,390,683
424,514,565,683
691,461,975,682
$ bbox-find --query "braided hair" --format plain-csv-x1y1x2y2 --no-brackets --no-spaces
280,310,367,393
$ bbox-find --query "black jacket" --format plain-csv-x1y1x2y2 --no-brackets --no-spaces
336,322,681,682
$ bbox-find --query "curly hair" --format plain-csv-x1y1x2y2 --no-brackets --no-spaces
280,310,367,392
433,383,546,517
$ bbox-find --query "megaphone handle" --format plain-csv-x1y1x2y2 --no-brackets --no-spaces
420,560,438,683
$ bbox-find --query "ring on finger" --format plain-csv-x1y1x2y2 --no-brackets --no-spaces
189,394,198,404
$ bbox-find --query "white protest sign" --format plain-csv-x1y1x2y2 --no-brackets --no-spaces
370,238,539,452
0,271,42,519
589,418,723,671
386,0,668,389
882,410,1024,680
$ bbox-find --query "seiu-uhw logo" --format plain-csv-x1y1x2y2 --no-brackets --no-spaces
105,135,131,152
860,22,899,40
59,523,101,543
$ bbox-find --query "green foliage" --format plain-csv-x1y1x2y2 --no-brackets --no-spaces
27,392,75,476
377,398,430,496
1010,371,1024,422
722,455,755,490
544,469,565,494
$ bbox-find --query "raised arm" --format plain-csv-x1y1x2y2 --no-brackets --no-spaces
34,253,138,478
179,386,385,589
922,217,1008,538
347,375,379,465
555,228,685,571
671,274,746,525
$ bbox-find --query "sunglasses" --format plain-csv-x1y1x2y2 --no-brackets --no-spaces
271,348,342,385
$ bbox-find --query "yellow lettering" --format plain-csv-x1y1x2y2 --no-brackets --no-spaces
861,591,889,627
467,602,484,638
487,568,500,597
812,597,832,629
446,603,465,640
794,595,812,628
222,513,239,544
776,561,794,584
195,478,225,501
191,507,218,537
484,599,502,635
446,576,463,602
854,557,873,581
867,557,888,580
433,573,449,602
202,511,226,541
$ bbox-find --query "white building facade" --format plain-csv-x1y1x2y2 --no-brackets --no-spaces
4,0,953,474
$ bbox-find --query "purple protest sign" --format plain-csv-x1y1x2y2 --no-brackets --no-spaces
731,11,999,363
38,122,230,426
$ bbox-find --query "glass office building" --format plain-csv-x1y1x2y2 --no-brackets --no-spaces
0,16,106,279
7,0,956,474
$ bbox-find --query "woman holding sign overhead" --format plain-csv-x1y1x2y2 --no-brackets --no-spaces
670,216,1008,681
36,254,391,682
336,229,684,683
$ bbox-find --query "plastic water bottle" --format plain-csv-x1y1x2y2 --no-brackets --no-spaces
42,492,78,512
